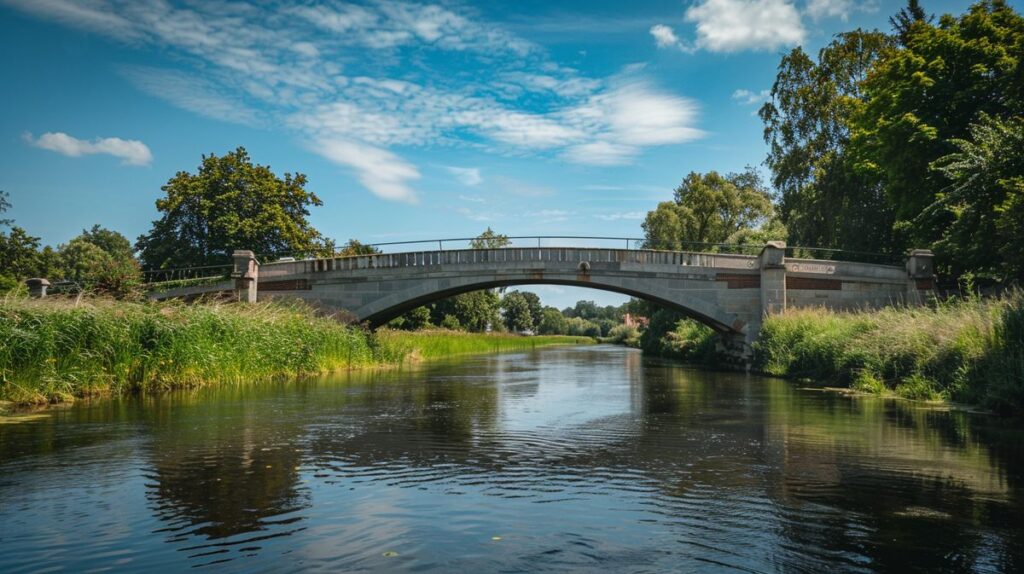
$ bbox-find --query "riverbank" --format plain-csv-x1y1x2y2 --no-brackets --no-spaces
754,293,1024,415
0,297,592,411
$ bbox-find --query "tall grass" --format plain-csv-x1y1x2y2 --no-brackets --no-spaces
0,297,388,406
754,292,1024,414
0,298,595,409
374,329,593,361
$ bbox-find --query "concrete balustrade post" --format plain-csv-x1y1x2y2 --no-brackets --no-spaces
26,278,50,299
759,241,787,317
231,250,259,303
905,249,935,305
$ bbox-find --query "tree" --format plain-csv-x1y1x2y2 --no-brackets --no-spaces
59,227,142,297
136,147,332,269
538,307,568,335
759,30,894,252
851,1,1024,251
891,0,933,45
470,227,511,249
0,191,12,227
931,114,1024,281
642,168,773,250
431,290,501,332
0,226,43,280
501,291,534,332
338,239,379,256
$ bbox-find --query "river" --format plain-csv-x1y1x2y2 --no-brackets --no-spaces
0,345,1022,573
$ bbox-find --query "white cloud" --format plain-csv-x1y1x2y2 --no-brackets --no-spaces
685,0,805,52
314,138,420,203
457,207,492,221
447,167,482,186
458,194,485,203
805,0,877,21
649,24,690,52
732,88,771,105
562,141,637,166
594,211,645,221
24,131,152,165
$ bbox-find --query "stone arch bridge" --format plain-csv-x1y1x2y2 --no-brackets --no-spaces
148,242,935,357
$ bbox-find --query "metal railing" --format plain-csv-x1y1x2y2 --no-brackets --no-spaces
142,264,233,286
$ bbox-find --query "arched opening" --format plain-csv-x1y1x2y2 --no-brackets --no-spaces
359,278,745,336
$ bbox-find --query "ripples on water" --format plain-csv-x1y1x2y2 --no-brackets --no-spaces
1,345,1022,573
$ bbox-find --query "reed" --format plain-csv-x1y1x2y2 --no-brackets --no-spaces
754,292,1024,414
373,329,593,361
0,297,390,406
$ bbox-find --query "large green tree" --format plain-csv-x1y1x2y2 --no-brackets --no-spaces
470,227,511,249
59,226,142,297
642,168,775,250
851,0,1024,250
759,30,894,252
137,147,332,269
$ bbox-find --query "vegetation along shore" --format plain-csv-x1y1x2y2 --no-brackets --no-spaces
0,297,591,411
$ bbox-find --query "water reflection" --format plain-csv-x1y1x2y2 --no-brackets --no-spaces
0,346,1022,573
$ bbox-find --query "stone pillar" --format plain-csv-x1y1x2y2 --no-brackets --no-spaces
905,249,935,305
231,250,259,303
26,278,50,299
759,241,787,317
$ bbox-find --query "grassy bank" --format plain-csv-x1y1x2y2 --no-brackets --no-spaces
375,329,593,361
0,298,389,407
0,298,592,409
754,293,1024,415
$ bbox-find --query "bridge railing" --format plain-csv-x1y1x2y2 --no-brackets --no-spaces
142,264,234,289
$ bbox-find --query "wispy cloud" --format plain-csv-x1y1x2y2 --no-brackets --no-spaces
23,131,152,165
806,0,879,22
4,0,704,202
447,167,483,186
732,89,770,106
594,211,645,221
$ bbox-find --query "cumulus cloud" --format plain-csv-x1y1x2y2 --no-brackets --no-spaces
447,167,482,186
732,88,771,105
685,0,805,52
649,24,690,51
24,131,152,165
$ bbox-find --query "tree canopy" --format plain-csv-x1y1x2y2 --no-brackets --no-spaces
136,147,332,269
642,168,776,250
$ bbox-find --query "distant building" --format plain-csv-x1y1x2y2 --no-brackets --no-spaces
622,313,647,327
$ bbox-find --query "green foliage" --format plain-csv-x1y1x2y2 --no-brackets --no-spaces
58,227,142,298
760,30,894,252
606,323,641,347
501,291,534,332
430,290,500,332
373,329,592,361
136,147,332,269
640,309,718,362
754,294,1024,414
538,306,568,335
0,226,44,282
0,298,387,406
337,239,380,256
930,114,1024,282
642,167,774,249
470,227,511,249
440,314,462,330
851,1,1024,252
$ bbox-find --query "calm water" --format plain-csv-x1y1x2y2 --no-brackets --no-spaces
1,345,1022,573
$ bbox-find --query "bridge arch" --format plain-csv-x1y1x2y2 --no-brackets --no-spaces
356,277,746,334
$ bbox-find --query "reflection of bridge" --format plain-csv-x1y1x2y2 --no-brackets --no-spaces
148,240,935,357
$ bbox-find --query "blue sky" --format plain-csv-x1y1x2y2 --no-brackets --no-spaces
0,0,1009,309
